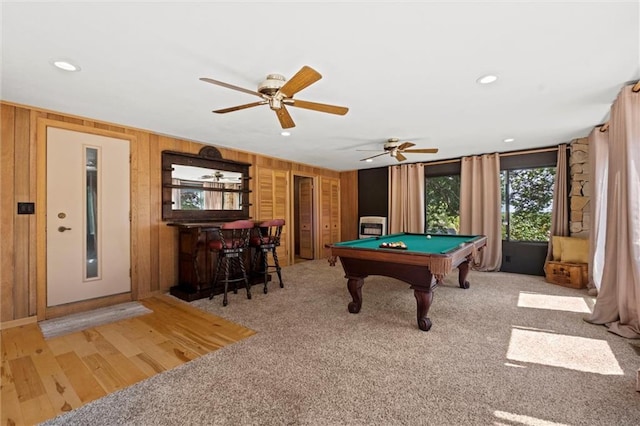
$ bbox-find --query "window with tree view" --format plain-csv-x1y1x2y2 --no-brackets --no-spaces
501,167,555,242
426,175,460,234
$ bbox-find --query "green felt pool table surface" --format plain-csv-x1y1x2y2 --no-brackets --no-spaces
333,233,481,254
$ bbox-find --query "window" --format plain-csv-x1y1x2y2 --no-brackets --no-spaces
423,149,558,240
501,167,556,242
425,162,461,234
426,175,460,234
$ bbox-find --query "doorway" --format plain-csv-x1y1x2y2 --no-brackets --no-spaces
293,175,315,262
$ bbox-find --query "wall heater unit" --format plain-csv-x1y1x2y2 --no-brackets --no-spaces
359,216,387,239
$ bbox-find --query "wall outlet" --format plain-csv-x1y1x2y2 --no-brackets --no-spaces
17,202,35,215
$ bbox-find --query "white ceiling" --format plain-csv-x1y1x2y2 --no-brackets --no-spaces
2,1,639,171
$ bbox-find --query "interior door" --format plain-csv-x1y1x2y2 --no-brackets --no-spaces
46,127,130,307
298,177,314,259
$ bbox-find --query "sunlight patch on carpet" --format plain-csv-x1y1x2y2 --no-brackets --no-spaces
493,410,570,426
506,328,623,375
39,301,152,339
517,292,592,313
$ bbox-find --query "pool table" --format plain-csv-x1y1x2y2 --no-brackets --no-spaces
327,232,487,331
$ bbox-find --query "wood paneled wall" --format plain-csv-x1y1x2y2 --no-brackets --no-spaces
1,101,356,322
339,171,358,241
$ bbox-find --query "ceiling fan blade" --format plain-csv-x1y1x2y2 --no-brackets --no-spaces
360,152,390,161
213,101,267,114
403,148,440,154
286,99,349,115
278,66,322,97
200,77,263,97
275,105,295,129
395,152,407,162
398,142,416,150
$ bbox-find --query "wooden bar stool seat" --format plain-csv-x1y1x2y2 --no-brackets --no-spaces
209,219,255,306
250,219,285,294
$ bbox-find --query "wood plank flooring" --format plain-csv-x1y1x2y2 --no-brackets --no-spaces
0,295,255,425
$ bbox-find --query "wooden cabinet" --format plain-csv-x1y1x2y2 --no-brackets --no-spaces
320,177,341,253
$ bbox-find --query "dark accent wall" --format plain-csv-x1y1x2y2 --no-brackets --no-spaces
357,149,561,277
500,241,548,276
358,167,388,219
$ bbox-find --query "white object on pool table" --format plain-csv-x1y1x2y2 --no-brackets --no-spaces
426,235,431,239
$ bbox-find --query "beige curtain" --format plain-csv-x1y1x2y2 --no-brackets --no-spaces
204,182,223,209
546,144,570,260
388,163,425,234
587,128,609,294
459,154,501,271
586,85,640,339
224,183,242,210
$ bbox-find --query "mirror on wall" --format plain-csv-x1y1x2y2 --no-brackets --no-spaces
161,148,251,222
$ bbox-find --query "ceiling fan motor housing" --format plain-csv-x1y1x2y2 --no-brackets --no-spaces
258,74,286,95
384,138,402,150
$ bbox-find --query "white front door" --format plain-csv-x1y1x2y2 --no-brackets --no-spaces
46,127,130,307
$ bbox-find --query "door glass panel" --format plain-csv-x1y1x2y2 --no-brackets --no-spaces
86,147,99,279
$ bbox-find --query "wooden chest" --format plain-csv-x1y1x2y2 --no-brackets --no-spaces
544,261,588,289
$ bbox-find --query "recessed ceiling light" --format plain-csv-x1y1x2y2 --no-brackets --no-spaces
365,159,373,163
52,60,80,72
281,131,291,136
503,138,515,143
477,74,498,85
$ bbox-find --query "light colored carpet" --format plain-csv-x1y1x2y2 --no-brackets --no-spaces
42,260,640,425
39,301,152,339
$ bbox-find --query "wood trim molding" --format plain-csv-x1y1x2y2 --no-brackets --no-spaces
0,315,37,330
35,118,138,320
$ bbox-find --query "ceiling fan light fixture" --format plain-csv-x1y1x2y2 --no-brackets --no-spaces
477,74,498,85
258,73,286,95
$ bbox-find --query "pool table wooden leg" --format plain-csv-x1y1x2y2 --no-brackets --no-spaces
413,288,433,331
457,259,471,289
347,277,364,313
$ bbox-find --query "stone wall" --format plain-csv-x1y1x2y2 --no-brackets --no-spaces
569,137,590,238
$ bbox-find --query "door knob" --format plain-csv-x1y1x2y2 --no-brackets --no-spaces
58,226,72,232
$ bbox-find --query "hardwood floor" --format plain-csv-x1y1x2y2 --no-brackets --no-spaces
0,295,255,425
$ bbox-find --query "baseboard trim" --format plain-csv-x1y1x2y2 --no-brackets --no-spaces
0,316,38,330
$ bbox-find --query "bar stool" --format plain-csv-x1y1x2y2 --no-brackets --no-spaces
250,219,285,294
209,219,255,306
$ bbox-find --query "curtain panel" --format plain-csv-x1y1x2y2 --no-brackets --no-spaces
587,128,609,293
204,182,224,210
388,163,425,234
546,144,570,260
459,153,501,271
586,85,640,338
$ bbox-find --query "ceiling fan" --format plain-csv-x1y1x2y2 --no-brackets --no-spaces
359,138,439,162
200,65,349,129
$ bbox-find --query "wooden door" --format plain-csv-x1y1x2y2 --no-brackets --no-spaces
320,177,341,253
298,177,314,259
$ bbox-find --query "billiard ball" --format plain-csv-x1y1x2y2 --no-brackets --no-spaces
426,235,431,239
